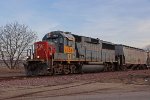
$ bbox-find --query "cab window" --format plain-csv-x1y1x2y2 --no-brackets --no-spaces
59,37,63,44
66,39,73,46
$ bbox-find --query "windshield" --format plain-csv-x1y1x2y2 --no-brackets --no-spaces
48,37,58,43
42,33,59,43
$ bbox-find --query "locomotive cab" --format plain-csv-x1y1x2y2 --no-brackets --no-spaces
43,31,75,53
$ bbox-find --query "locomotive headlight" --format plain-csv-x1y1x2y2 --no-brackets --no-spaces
50,53,52,55
37,56,40,58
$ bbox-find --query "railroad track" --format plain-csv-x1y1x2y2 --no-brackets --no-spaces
0,68,150,81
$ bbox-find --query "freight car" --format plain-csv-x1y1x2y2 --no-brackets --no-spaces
115,45,148,70
24,31,148,76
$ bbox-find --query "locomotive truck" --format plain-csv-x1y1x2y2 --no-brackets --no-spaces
24,31,148,76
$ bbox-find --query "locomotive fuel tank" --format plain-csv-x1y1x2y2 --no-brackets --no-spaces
82,64,105,73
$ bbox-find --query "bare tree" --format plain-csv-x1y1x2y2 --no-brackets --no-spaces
0,22,37,69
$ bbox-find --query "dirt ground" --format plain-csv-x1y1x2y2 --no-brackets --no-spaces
0,67,150,100
0,67,25,77
1,81,150,100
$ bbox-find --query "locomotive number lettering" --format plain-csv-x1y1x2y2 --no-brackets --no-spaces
64,46,74,53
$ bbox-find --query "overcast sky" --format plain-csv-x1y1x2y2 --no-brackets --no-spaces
0,0,150,48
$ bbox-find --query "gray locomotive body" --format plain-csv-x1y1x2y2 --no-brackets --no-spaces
73,35,116,72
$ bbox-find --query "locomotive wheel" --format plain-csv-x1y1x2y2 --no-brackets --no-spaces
140,66,144,70
109,64,115,71
143,65,148,70
103,63,115,72
131,65,137,70
103,64,107,72
63,65,70,75
75,64,83,74
103,63,109,72
53,64,63,75
137,65,141,70
54,67,63,75
47,68,54,75
121,65,127,71
70,65,77,74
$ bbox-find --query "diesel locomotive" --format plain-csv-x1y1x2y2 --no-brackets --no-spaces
24,31,148,76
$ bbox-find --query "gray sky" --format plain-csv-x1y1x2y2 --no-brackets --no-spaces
0,0,150,48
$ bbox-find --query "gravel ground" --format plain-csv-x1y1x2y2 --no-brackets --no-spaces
0,69,150,87
0,68,150,100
